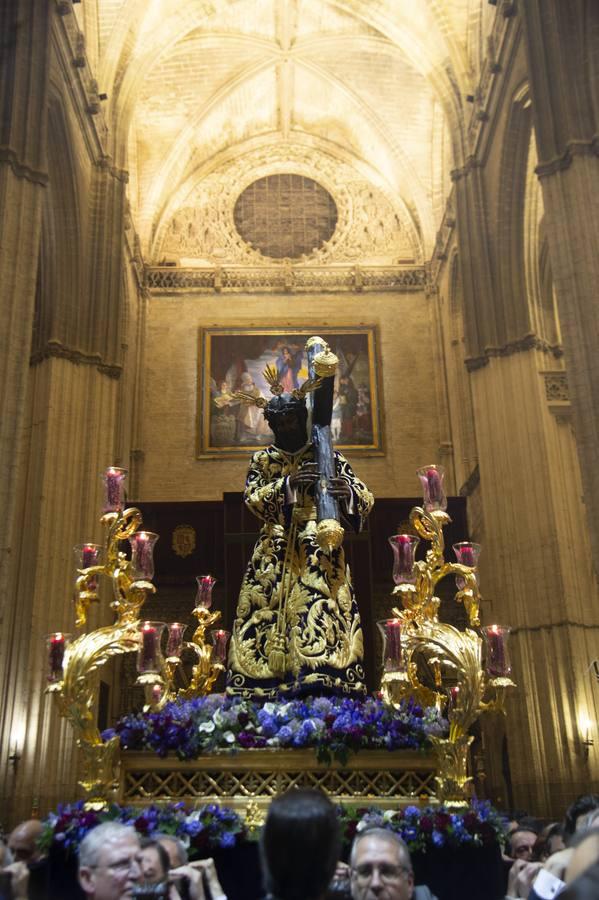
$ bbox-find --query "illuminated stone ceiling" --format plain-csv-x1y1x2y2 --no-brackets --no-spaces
76,0,497,266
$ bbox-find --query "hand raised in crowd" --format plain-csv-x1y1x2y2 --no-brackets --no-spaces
507,859,543,898
543,847,573,880
1,861,29,900
169,858,227,900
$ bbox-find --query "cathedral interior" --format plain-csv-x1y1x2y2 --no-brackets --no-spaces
1,0,599,829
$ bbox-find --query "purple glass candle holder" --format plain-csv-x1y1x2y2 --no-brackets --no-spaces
388,534,420,585
102,467,127,513
46,632,71,683
210,628,230,665
74,543,102,591
452,541,481,590
416,465,447,512
137,621,166,675
195,575,217,609
165,622,187,661
376,619,405,673
483,625,512,678
129,531,159,580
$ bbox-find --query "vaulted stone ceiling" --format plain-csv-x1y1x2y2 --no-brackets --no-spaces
76,0,496,265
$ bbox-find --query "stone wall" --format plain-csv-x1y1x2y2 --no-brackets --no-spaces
137,290,443,502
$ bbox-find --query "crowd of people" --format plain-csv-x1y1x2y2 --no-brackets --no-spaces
2,791,599,899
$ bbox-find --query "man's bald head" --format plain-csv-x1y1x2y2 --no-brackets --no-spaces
8,820,43,863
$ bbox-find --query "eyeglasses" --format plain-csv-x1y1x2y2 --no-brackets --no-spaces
351,863,411,884
89,856,141,875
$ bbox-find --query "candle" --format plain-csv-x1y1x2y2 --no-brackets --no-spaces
141,623,157,669
81,544,99,568
195,575,217,609
452,542,481,590
74,543,101,591
377,619,404,673
417,465,447,512
102,467,127,513
48,633,65,681
389,534,419,584
130,531,159,580
385,620,402,670
166,623,185,659
136,622,166,675
484,624,511,677
210,629,230,664
447,686,460,714
458,547,473,567
151,684,163,704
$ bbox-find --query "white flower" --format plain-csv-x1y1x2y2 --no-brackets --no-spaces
224,731,236,743
199,721,216,733
213,709,224,726
263,703,276,715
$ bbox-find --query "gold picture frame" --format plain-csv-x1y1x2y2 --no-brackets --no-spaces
197,326,384,458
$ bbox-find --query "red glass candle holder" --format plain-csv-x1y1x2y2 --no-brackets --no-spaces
74,543,102,591
210,628,230,665
129,531,159,580
101,467,127,513
452,541,481,590
447,685,460,715
165,622,187,662
150,683,163,705
376,619,405,673
137,621,166,675
416,465,447,512
195,575,217,609
482,624,512,678
46,632,71,683
388,534,420,584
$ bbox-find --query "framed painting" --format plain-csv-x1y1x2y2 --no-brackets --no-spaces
197,326,384,458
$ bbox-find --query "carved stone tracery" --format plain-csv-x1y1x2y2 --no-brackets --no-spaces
155,145,420,268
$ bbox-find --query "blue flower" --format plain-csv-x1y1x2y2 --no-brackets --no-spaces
219,832,236,848
277,725,293,745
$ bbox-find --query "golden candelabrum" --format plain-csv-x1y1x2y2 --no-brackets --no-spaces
379,465,516,805
46,467,228,807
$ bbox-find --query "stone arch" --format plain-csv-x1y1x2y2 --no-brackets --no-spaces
523,134,561,350
494,82,534,347
448,250,477,477
32,96,82,359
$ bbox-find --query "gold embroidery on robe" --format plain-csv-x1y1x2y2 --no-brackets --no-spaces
227,444,373,699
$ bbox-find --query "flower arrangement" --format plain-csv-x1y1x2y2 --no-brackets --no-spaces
103,694,447,764
338,800,507,852
38,799,505,859
39,800,244,857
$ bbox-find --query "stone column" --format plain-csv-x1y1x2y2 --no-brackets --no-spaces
446,24,599,812
0,0,51,820
521,0,599,575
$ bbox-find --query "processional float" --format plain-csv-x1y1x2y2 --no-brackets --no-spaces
46,336,515,809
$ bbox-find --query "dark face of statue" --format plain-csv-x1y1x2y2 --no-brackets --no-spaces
265,395,308,453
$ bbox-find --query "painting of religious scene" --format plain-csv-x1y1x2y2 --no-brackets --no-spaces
198,326,384,458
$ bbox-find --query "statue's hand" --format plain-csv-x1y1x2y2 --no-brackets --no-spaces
327,477,352,500
289,462,319,492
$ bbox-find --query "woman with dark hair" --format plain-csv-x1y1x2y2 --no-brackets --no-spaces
260,789,341,900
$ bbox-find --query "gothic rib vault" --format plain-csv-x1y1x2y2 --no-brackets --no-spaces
72,0,497,269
